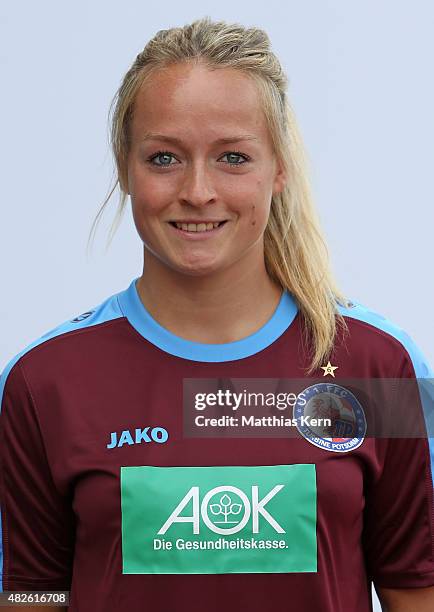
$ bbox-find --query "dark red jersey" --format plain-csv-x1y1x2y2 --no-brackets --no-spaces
1,277,434,611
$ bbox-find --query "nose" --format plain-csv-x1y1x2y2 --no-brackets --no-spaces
177,160,217,207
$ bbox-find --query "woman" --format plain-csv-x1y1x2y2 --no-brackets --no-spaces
1,16,434,612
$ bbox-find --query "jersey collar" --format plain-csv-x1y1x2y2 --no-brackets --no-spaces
117,277,298,362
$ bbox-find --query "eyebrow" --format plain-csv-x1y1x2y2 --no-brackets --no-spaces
140,132,260,145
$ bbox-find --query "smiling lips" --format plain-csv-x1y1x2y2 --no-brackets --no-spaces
169,220,228,233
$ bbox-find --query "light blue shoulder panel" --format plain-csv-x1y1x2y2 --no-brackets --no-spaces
338,298,434,484
0,290,124,404
0,289,123,592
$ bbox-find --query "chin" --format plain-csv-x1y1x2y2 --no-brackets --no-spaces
170,258,225,277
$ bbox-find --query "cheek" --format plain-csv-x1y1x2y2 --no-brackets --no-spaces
129,189,166,244
243,180,272,229
132,195,163,219
129,179,172,224
248,203,270,229
251,205,257,226
130,198,158,242
128,161,173,211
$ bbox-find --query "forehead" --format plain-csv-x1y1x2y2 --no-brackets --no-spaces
130,63,267,141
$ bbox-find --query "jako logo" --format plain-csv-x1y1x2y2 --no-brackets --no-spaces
107,427,169,449
158,484,285,535
71,311,94,322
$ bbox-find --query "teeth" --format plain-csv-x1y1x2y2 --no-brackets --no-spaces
174,221,223,232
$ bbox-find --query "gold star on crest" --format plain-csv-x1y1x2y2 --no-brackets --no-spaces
321,361,338,377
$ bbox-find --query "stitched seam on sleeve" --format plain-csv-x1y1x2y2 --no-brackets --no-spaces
17,362,63,499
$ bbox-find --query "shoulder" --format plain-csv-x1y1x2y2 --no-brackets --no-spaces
336,297,433,377
0,286,126,402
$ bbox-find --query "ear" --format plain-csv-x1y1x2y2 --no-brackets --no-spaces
272,159,287,197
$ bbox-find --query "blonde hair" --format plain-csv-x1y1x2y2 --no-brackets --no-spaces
88,16,351,374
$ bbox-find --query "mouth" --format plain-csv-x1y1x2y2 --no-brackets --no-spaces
168,220,228,233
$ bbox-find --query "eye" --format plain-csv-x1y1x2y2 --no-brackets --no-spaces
145,149,251,169
146,150,178,168
219,151,251,165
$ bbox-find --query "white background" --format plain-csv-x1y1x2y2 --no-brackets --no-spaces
1,2,433,609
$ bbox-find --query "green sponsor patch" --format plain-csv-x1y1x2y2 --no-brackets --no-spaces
121,464,317,574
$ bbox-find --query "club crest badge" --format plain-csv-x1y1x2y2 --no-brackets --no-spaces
293,383,366,453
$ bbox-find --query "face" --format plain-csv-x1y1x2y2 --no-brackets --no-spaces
126,62,287,277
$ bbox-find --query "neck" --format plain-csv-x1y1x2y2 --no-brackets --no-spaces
136,245,283,344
